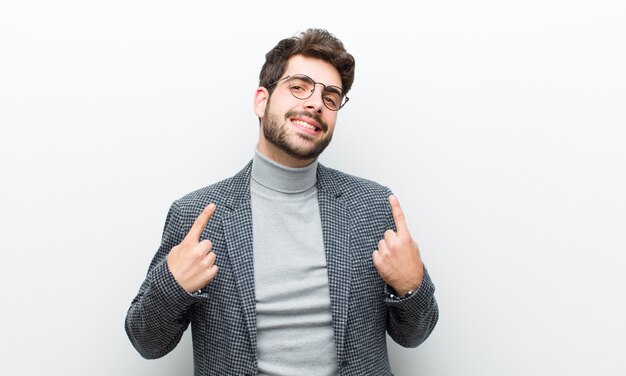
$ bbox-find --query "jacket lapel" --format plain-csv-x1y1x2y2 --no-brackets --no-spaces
220,161,353,362
221,161,258,352
317,164,352,366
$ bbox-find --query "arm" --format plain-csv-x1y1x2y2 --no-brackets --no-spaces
373,195,439,347
384,267,438,347
124,202,217,358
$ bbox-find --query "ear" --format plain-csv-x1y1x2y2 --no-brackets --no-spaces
253,87,269,118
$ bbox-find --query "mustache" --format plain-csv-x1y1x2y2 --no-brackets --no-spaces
284,110,328,132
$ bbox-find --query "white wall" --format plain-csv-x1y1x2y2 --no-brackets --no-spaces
1,1,625,375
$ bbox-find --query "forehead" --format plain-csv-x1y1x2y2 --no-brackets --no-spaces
284,55,342,88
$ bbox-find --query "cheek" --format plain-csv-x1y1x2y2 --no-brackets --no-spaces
325,115,338,131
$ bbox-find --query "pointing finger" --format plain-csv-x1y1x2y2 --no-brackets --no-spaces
389,195,410,236
185,203,216,243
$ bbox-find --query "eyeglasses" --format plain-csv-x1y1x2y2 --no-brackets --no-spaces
266,74,349,111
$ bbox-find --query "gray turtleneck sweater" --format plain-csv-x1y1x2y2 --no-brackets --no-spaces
251,149,338,376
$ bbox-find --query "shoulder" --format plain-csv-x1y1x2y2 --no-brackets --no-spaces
171,161,252,217
318,164,392,207
318,164,395,233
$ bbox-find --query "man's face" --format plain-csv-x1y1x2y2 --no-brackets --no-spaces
256,55,342,167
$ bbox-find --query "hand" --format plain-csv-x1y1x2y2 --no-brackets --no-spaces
372,195,424,296
166,203,219,293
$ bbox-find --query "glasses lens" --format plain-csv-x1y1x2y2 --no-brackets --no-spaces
287,75,346,111
288,76,315,99
322,87,343,111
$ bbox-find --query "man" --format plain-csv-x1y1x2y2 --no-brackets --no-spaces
125,29,438,375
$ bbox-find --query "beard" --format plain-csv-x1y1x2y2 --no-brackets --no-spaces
262,106,333,161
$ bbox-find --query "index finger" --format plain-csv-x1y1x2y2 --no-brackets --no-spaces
185,203,216,242
389,195,410,235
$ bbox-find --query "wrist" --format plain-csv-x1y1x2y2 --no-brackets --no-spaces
393,269,424,296
395,285,419,297
389,289,415,299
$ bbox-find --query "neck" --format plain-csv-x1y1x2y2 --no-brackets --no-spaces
257,138,316,168
252,147,318,194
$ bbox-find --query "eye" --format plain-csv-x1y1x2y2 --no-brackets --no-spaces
323,95,338,107
323,89,342,109
288,77,314,95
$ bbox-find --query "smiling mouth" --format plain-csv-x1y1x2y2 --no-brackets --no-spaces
291,118,320,132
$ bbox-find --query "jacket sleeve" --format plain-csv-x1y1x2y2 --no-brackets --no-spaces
384,267,439,347
381,189,439,348
124,201,208,359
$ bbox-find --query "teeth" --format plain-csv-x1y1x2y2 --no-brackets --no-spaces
293,119,316,131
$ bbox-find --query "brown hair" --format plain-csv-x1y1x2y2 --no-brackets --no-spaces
259,29,355,96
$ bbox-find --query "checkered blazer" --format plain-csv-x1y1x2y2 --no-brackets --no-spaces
126,161,438,375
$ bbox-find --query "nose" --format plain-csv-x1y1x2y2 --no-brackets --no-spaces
302,85,325,113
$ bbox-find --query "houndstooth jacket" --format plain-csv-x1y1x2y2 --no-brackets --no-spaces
125,161,438,375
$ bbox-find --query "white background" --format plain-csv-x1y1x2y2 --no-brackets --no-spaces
1,1,625,375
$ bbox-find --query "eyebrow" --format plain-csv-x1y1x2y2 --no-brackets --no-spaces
323,86,343,95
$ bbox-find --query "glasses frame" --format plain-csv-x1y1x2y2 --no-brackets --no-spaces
266,74,350,111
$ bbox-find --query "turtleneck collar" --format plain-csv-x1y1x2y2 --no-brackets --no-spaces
251,147,318,194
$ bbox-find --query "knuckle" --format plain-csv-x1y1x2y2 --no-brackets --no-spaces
371,254,381,266
387,241,400,252
201,252,216,267
190,247,206,260
199,239,213,250
199,256,212,267
206,266,219,281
